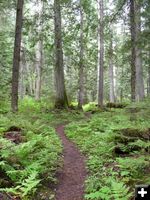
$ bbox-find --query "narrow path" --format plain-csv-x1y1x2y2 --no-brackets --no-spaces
55,125,87,200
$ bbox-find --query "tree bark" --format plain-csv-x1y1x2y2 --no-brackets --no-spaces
120,66,124,103
136,49,145,101
148,65,150,95
130,0,136,102
135,0,144,101
83,72,88,104
78,0,84,110
35,0,43,101
26,62,33,96
54,0,68,108
97,0,104,108
35,40,43,100
19,42,26,99
109,38,115,103
130,0,144,102
11,0,24,112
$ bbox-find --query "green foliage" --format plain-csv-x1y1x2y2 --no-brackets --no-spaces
85,179,132,200
66,103,150,199
0,171,41,197
83,102,98,112
0,106,62,199
0,100,10,114
19,97,53,113
117,156,150,179
111,180,132,200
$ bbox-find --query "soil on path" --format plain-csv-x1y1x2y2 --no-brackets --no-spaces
55,125,87,200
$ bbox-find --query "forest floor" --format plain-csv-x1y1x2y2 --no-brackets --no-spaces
0,99,150,200
55,124,86,200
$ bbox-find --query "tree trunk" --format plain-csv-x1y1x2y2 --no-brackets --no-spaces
35,40,43,100
130,0,144,102
109,38,115,103
35,0,43,101
54,0,68,108
78,0,84,110
148,65,150,95
135,1,144,101
130,0,136,102
19,42,26,99
26,62,33,96
11,0,24,112
120,66,124,102
83,72,88,104
136,49,145,101
97,0,104,108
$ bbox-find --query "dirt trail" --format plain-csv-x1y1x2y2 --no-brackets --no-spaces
55,125,87,200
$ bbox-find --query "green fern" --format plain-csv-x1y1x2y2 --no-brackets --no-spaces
85,179,133,200
0,115,62,199
85,186,110,200
111,180,132,200
19,171,41,197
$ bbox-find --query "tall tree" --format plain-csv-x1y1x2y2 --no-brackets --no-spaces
148,65,150,95
130,0,136,102
135,0,144,101
19,42,26,99
109,36,115,103
11,0,24,112
35,0,43,100
148,50,150,95
78,0,84,109
97,0,104,107
54,0,68,108
130,0,145,102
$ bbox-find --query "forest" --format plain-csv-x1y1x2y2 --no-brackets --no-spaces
0,0,150,199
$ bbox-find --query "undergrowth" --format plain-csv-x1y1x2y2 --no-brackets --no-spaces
1,97,150,199
0,98,62,200
66,99,150,200
0,97,85,199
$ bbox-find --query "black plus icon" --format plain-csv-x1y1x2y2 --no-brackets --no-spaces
135,185,150,199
